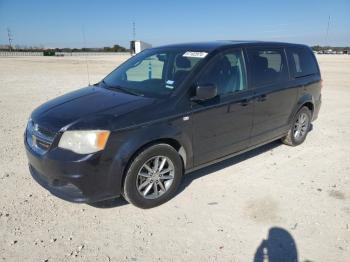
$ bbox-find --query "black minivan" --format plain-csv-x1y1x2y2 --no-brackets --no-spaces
25,41,322,208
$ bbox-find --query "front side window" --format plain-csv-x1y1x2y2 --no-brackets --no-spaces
247,48,288,87
197,49,247,96
103,49,204,97
288,47,319,78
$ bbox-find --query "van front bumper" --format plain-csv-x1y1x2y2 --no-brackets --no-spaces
25,139,122,204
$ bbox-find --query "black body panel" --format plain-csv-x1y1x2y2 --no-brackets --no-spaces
25,41,322,203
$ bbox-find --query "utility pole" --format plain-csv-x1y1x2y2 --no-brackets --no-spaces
132,21,136,41
325,16,331,46
7,28,13,50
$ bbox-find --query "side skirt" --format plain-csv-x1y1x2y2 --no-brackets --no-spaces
185,134,286,175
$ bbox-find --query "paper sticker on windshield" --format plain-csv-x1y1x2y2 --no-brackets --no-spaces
183,51,208,58
166,80,175,89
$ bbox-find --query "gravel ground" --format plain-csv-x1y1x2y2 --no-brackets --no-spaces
0,54,349,262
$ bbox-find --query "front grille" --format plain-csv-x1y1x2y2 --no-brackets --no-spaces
26,120,56,155
37,125,56,139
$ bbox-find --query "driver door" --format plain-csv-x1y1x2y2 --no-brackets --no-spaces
191,49,254,166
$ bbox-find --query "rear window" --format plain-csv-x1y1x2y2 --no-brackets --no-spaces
288,47,319,78
247,48,288,87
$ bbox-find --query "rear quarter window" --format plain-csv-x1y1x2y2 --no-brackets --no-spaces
247,48,288,87
287,47,319,78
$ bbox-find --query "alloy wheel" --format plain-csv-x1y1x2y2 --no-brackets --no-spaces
136,156,175,199
293,112,309,141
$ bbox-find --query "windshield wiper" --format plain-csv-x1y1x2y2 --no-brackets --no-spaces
101,80,144,96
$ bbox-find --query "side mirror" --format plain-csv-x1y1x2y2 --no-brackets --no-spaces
193,84,218,101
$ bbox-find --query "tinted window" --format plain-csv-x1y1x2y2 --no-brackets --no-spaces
171,54,202,85
197,49,247,96
247,48,288,87
288,47,319,78
103,48,203,97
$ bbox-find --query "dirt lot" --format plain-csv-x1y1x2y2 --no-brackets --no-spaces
0,54,349,262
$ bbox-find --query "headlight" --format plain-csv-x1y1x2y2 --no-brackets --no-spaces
58,130,110,154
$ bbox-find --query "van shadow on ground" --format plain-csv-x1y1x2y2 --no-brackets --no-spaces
90,140,282,208
176,140,282,196
254,227,298,262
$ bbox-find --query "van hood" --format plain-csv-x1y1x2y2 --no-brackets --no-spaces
31,86,155,132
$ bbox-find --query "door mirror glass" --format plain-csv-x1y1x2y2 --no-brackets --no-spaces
193,84,217,101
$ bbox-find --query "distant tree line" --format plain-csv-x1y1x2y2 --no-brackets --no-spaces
2,43,348,53
0,44,129,52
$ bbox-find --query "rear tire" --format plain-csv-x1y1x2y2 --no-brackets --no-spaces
282,106,312,146
122,144,183,209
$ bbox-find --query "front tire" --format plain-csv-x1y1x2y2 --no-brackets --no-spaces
282,106,312,146
122,144,183,209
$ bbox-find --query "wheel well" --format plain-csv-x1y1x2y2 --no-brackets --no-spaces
303,102,314,115
138,138,184,160
141,138,186,166
121,138,186,188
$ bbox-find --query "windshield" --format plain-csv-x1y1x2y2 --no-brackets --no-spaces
103,48,208,97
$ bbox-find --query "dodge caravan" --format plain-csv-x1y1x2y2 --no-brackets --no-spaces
25,41,322,208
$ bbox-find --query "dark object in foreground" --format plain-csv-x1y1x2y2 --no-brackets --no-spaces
254,227,298,262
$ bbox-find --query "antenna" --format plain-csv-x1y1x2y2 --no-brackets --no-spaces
325,16,331,46
7,28,13,50
81,27,91,86
133,21,136,40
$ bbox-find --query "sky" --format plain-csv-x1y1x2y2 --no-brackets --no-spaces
0,0,349,48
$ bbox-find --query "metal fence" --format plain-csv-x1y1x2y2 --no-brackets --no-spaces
0,51,130,57
0,51,43,56
56,52,130,56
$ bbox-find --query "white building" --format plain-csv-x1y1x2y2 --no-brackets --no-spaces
130,40,152,54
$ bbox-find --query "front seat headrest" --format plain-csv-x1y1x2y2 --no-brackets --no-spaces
219,56,232,73
255,56,268,71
